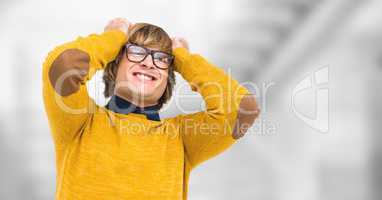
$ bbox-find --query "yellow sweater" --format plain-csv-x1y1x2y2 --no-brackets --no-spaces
42,30,249,200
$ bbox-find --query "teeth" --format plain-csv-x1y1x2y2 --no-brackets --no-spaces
136,73,153,81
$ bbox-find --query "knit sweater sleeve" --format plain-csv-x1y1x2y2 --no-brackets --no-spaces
42,30,127,146
173,48,250,169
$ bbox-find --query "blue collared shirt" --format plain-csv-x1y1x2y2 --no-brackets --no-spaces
105,95,161,121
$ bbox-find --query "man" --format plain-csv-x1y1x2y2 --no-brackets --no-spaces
42,18,260,199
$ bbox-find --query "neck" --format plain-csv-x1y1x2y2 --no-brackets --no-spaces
114,93,158,108
106,94,161,121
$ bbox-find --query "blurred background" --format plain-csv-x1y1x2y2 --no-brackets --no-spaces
0,0,381,199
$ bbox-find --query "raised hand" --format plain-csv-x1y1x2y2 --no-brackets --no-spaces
172,37,189,51
104,18,133,36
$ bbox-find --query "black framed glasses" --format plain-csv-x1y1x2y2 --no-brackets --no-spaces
125,43,174,70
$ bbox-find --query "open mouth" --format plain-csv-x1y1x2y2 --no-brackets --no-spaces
132,72,157,81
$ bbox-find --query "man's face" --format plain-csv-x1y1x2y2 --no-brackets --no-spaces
114,45,170,106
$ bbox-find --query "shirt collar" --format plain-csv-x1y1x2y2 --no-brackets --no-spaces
105,95,161,121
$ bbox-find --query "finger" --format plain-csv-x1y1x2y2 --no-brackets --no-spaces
116,18,130,26
179,38,186,43
173,37,181,43
114,17,125,22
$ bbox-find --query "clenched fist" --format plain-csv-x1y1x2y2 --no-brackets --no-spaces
104,18,133,35
172,37,189,51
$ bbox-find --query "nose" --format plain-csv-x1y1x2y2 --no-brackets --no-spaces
140,54,155,69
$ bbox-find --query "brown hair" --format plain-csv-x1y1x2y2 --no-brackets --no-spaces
103,23,175,109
